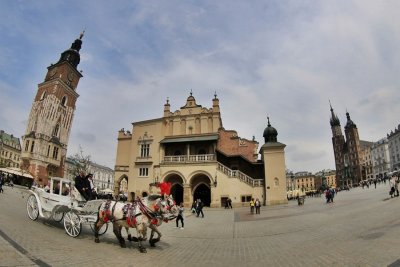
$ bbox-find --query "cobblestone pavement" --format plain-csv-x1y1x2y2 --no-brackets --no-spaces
1,183,400,267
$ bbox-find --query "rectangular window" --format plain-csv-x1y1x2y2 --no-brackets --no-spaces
25,140,30,152
139,168,148,177
30,141,35,153
47,145,51,157
241,195,252,202
53,147,59,160
140,144,150,158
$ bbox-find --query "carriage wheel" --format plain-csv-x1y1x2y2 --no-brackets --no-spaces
64,211,82,237
27,195,39,221
52,212,64,222
90,222,108,235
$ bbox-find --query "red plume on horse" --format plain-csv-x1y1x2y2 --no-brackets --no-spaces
158,182,171,196
149,182,171,196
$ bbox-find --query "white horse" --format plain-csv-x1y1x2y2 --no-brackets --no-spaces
94,195,175,253
127,194,179,247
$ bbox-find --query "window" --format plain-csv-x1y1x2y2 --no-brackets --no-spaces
241,195,252,202
61,96,67,106
25,140,30,152
47,145,51,157
30,141,35,153
140,144,150,158
40,91,46,100
53,147,59,160
53,124,60,137
139,168,148,177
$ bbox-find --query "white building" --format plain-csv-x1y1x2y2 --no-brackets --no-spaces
371,138,391,178
387,125,400,172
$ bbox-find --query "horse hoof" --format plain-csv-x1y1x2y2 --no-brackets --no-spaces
127,235,132,242
150,242,156,247
139,247,147,253
95,238,100,243
120,243,126,248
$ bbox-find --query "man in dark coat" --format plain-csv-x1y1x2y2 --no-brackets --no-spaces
75,171,89,200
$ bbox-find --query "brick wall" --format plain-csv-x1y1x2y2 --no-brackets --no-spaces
217,129,258,162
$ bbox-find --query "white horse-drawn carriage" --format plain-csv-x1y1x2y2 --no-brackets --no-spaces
26,177,108,237
26,178,179,253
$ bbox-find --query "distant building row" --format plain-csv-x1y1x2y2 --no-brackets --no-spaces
286,169,336,192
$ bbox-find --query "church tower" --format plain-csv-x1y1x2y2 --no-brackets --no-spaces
259,117,288,205
21,33,84,184
330,103,345,187
344,111,363,185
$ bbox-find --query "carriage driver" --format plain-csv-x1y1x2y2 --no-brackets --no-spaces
75,171,90,201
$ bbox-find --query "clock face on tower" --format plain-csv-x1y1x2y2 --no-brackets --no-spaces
49,67,58,77
67,72,75,82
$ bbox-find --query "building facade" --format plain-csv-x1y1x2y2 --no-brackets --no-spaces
387,124,400,172
360,141,373,180
114,93,288,207
330,104,364,187
315,169,336,189
293,171,316,192
20,33,84,185
0,130,21,168
371,138,391,179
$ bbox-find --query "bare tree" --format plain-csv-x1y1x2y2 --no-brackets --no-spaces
68,146,91,178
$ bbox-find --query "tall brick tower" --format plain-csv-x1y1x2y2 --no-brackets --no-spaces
330,103,363,188
344,111,363,185
21,33,84,184
330,103,345,187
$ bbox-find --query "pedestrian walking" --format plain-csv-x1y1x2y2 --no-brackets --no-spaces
250,198,255,214
227,197,232,209
196,199,204,218
255,198,261,214
176,202,184,229
0,175,4,193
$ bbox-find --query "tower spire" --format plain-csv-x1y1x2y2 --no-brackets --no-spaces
329,101,340,127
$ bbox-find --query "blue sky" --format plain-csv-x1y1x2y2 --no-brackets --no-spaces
1,1,400,173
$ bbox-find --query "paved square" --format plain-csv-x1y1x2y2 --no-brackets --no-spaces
1,183,400,267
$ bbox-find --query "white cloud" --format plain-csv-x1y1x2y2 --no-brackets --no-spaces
1,1,400,173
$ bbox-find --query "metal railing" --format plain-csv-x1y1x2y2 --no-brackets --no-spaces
217,162,263,187
162,154,215,163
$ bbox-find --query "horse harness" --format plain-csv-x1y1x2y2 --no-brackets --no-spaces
100,198,165,226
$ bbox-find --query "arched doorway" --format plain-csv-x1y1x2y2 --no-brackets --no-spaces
170,184,183,205
164,173,184,204
193,183,211,207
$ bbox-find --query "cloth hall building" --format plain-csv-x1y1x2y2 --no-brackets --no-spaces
114,93,288,208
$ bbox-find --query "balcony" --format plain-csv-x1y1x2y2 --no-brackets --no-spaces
162,154,215,164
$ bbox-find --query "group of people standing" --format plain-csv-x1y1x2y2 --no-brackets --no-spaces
250,198,261,214
75,171,97,201
325,187,335,203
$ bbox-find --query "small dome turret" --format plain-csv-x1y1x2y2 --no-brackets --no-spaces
57,31,84,69
263,117,278,143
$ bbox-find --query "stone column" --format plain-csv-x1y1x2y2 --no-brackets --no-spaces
183,184,191,208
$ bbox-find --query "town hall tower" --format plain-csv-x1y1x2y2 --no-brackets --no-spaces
21,33,84,184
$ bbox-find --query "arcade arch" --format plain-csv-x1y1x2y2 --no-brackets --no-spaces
190,173,212,207
164,173,185,205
